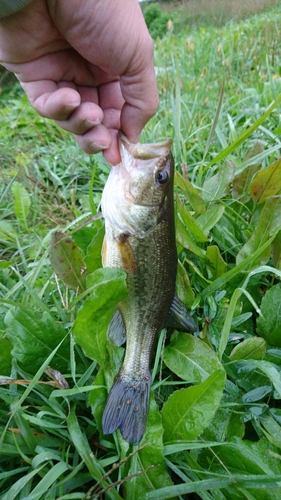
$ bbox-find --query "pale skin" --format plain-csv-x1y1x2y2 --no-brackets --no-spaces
0,0,159,164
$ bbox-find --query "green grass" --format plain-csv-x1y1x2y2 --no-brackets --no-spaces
1,5,281,499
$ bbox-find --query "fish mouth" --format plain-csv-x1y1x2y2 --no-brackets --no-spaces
119,132,172,166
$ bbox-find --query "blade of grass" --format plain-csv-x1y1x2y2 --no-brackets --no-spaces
206,93,281,168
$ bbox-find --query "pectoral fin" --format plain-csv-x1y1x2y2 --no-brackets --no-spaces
117,237,137,275
107,309,126,346
166,295,197,333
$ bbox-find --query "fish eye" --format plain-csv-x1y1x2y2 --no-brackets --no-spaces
156,170,169,185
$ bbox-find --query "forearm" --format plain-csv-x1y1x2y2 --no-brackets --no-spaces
0,0,33,18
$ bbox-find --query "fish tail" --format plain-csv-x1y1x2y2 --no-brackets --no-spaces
102,371,151,445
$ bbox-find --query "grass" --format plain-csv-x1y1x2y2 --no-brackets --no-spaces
163,0,281,28
1,4,281,499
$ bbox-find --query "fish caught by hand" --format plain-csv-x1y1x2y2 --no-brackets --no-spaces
101,133,196,444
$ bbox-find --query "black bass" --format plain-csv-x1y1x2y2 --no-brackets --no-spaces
101,134,196,444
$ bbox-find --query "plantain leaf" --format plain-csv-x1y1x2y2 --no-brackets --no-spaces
176,195,208,242
250,157,281,205
229,337,266,361
176,217,206,258
4,307,69,373
174,171,206,216
176,260,195,308
49,231,88,291
162,369,226,443
202,160,235,202
236,196,281,265
164,332,224,384
232,141,264,198
257,284,281,347
72,268,127,366
196,204,225,236
84,225,104,273
11,181,30,229
206,245,227,278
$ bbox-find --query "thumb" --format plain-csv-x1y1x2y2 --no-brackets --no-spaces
120,53,159,143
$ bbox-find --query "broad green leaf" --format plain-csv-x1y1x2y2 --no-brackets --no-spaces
176,260,195,308
232,141,263,198
247,360,281,398
125,394,174,498
229,337,266,361
202,391,245,442
11,181,30,229
72,226,99,253
162,369,226,443
206,245,227,278
84,225,104,273
250,157,281,205
4,308,69,373
236,196,281,265
242,385,272,403
72,268,127,366
164,332,224,384
0,260,13,268
196,205,225,236
49,231,88,291
174,170,206,216
0,338,12,375
260,414,281,448
202,160,235,202
196,438,281,500
257,284,281,347
176,217,206,258
176,195,208,243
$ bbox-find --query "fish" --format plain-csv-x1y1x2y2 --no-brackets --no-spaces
101,133,196,444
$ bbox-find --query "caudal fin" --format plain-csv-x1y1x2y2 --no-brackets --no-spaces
102,372,151,445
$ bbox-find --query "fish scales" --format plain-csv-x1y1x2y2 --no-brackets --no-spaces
101,133,196,444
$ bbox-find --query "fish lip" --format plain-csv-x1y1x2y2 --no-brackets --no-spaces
119,132,172,161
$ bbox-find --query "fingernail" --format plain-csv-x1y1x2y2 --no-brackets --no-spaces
90,141,108,152
65,102,80,111
85,118,101,127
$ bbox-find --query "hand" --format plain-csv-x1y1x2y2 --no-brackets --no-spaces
0,0,159,164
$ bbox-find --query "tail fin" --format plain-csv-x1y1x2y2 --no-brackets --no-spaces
102,371,151,444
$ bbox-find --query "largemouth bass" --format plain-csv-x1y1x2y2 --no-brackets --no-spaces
101,134,196,444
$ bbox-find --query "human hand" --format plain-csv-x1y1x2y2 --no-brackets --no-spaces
0,0,159,164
